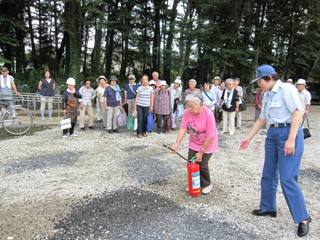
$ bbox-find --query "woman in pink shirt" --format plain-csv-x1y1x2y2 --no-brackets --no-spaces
171,93,218,194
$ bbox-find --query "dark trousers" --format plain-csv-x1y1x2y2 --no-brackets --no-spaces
188,149,212,188
214,108,222,123
156,114,169,132
63,123,76,135
137,105,149,134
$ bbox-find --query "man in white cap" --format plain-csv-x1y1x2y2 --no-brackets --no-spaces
296,79,311,118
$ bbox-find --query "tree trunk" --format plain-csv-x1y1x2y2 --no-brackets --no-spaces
152,0,162,72
105,1,118,77
82,24,89,76
105,29,115,77
64,0,81,78
27,0,38,69
178,1,192,76
163,0,179,82
91,18,103,76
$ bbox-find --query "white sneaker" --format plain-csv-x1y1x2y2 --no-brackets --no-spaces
229,133,234,136
220,131,227,134
62,135,69,139
70,133,78,137
202,184,212,195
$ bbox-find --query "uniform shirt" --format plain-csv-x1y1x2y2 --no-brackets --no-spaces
136,86,154,107
79,86,95,106
298,89,311,113
260,80,302,124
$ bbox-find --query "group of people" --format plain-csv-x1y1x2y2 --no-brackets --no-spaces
58,70,249,138
0,64,314,237
59,71,183,138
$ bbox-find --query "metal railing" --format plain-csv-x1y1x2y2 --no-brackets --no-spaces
0,93,64,118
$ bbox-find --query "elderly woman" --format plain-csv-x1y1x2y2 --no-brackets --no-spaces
182,79,201,106
171,93,218,195
134,75,154,138
169,77,182,129
62,77,81,138
234,78,244,129
38,69,55,122
96,76,108,128
202,82,217,113
154,80,171,133
220,78,239,136
104,75,123,134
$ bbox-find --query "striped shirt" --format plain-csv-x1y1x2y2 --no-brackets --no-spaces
137,86,154,107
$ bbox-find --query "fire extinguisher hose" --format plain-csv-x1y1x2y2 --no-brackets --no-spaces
163,144,189,162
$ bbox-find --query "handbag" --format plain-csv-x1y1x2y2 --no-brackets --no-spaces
147,112,154,132
60,118,71,130
116,109,127,127
239,100,247,112
302,116,311,139
127,114,135,131
133,117,138,131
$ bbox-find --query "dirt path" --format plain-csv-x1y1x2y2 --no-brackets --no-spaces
0,106,319,240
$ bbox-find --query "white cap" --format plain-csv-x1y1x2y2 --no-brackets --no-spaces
174,78,182,85
213,76,221,81
149,80,156,86
189,79,197,85
66,77,76,86
287,78,293,83
296,79,306,85
159,80,168,87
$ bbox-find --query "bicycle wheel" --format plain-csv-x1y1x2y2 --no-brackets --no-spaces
2,106,33,135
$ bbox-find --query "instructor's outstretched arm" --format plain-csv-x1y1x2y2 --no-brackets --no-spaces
240,118,266,150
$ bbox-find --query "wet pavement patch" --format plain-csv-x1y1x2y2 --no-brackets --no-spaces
123,145,149,152
123,157,175,184
51,189,258,240
5,151,81,174
299,168,320,183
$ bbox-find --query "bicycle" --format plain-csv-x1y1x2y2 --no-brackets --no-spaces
0,101,33,135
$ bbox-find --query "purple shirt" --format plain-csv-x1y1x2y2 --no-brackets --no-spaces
154,89,171,115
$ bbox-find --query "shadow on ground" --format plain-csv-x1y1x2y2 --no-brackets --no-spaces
5,151,82,174
51,189,258,240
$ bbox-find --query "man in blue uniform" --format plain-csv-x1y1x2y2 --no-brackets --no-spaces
240,65,311,238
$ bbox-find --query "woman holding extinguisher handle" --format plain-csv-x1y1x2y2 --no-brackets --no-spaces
171,93,218,195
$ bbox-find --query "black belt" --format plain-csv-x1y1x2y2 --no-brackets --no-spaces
270,123,291,128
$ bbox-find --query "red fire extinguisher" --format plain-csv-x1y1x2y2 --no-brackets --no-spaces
187,156,201,197
163,145,201,197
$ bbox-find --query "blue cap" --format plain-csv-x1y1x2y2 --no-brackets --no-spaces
251,64,276,83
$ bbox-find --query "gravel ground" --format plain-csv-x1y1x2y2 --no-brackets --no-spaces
0,106,319,240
